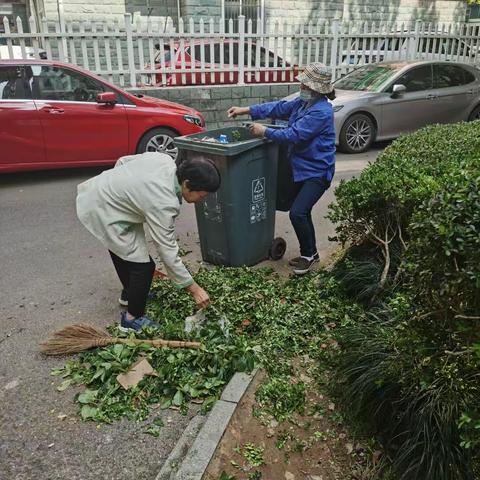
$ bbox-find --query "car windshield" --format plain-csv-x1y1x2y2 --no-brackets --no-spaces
334,64,403,91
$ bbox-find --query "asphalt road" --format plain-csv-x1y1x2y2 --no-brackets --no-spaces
0,145,384,480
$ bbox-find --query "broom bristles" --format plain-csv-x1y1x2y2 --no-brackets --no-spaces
40,323,201,355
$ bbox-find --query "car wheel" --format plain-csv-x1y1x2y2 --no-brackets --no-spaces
339,114,375,154
137,127,179,159
468,104,480,121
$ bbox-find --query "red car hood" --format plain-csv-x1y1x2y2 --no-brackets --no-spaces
133,94,198,115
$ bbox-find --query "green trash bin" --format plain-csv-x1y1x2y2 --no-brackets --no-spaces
175,126,286,267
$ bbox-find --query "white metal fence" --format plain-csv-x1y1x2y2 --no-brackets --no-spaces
1,14,479,88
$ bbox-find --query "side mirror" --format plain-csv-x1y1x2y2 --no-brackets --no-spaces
391,84,406,98
96,92,117,105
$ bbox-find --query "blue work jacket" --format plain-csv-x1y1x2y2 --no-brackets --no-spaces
249,97,336,183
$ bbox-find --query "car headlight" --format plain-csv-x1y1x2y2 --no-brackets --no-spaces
333,105,344,112
183,114,203,127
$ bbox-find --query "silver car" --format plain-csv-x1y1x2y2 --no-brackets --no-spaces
284,60,480,153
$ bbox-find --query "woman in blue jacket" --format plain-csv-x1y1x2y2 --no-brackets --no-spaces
228,62,336,275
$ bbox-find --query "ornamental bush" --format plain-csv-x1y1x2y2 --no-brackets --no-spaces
329,121,480,479
328,122,480,297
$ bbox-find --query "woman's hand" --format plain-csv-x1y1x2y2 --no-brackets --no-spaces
187,282,210,308
249,123,267,138
227,106,250,118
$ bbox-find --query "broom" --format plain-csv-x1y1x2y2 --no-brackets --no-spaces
40,323,202,355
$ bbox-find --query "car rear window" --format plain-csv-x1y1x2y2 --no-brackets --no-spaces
434,64,476,88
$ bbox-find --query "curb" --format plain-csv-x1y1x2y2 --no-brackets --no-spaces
156,369,258,480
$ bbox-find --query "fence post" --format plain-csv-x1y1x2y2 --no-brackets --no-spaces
409,19,422,60
238,14,245,86
330,19,339,81
124,13,136,87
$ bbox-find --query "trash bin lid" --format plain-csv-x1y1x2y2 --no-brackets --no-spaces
174,126,271,157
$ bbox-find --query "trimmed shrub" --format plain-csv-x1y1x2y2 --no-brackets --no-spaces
328,122,480,298
329,121,480,479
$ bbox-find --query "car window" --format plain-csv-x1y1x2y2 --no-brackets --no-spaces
391,65,433,92
30,65,107,102
334,64,402,91
433,64,475,88
0,65,31,100
193,44,212,63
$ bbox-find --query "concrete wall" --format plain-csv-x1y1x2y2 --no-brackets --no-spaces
179,0,222,23
265,0,467,26
41,0,222,24
128,83,300,129
41,0,468,25
42,0,126,22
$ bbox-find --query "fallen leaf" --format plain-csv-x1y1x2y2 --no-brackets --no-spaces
346,443,354,455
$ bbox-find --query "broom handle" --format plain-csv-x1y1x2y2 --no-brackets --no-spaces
115,338,202,349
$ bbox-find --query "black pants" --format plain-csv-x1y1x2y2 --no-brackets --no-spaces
289,177,330,257
109,251,155,318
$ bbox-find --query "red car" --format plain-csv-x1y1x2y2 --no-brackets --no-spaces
0,59,205,173
148,41,299,86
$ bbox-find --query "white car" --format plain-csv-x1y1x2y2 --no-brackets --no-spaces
0,45,47,60
341,33,480,65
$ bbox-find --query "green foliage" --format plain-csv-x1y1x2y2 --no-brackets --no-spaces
406,156,480,317
241,442,265,467
255,376,306,422
332,243,401,304
328,121,480,479
335,305,478,480
328,121,480,300
219,472,237,480
52,267,361,424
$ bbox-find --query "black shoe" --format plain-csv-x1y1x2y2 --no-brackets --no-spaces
292,256,318,275
119,289,128,307
288,252,319,267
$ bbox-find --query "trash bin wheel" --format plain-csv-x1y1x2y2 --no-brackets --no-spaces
269,237,286,260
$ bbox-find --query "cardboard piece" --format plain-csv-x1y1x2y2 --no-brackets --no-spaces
116,358,157,390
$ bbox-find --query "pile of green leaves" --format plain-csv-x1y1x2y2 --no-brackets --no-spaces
52,267,361,424
328,121,480,479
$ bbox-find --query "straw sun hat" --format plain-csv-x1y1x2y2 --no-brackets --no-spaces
296,62,334,94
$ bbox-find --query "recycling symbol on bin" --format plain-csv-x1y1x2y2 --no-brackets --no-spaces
252,177,265,203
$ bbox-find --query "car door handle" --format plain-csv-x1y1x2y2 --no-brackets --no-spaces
41,106,65,114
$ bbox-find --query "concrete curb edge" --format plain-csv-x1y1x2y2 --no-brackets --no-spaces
155,369,258,480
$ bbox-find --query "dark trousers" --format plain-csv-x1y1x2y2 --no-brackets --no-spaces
289,177,330,258
109,251,155,318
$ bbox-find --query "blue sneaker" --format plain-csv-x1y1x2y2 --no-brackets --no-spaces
119,311,161,332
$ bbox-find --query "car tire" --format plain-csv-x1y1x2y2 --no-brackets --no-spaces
468,104,480,121
137,127,179,159
338,113,376,154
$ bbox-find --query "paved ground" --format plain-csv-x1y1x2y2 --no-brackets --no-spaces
0,145,384,480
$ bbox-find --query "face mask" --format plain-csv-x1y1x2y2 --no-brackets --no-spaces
299,89,311,101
